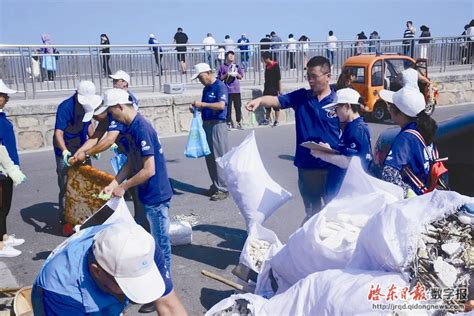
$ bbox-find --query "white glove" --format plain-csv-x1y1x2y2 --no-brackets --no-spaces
0,145,26,185
310,149,351,169
6,165,27,186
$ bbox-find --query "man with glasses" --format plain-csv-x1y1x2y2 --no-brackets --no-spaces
246,56,341,224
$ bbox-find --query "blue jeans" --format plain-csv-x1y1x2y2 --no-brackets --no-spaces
143,200,171,271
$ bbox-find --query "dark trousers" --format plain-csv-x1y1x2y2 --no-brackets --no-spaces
153,51,163,74
226,93,242,124
403,40,415,57
0,174,13,237
287,52,296,69
102,55,111,76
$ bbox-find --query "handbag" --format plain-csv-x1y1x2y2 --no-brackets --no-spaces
184,108,211,158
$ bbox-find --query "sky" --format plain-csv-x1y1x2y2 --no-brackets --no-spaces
0,0,473,46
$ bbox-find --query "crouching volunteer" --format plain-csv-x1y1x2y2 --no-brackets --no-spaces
0,80,27,258
32,222,187,315
310,88,373,184
379,87,441,198
53,81,102,230
100,89,174,312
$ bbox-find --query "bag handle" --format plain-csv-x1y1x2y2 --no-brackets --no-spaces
403,129,435,161
193,106,198,118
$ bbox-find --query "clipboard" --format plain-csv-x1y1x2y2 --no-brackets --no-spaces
300,141,340,154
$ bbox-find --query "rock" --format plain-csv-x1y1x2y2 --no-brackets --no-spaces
17,131,43,150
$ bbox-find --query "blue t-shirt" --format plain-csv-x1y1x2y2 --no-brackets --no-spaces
125,113,173,205
0,112,19,165
34,225,173,315
278,88,340,169
53,94,91,157
384,122,431,191
337,117,373,171
201,80,228,121
107,91,139,153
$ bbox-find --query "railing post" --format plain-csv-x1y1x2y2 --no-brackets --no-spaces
95,47,103,93
28,47,36,99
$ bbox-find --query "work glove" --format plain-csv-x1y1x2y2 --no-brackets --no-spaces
109,143,119,154
0,145,27,186
7,165,27,186
62,150,72,167
405,188,417,199
92,153,101,160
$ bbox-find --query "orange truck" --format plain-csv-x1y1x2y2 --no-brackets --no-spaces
341,53,438,121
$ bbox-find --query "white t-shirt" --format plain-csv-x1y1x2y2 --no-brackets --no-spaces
224,38,235,51
327,35,338,51
203,36,217,51
287,37,297,52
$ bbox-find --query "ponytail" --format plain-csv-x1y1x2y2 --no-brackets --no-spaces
416,111,437,145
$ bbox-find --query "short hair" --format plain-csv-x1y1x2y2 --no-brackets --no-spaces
177,27,183,32
307,56,331,73
0,92,9,102
265,34,271,38
270,31,276,36
289,33,294,38
261,51,272,60
225,50,235,58
329,30,333,36
407,21,413,25
225,35,230,39
207,33,212,37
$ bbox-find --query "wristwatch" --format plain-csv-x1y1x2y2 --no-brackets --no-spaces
85,151,91,159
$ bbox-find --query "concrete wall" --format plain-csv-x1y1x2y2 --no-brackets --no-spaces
5,71,473,152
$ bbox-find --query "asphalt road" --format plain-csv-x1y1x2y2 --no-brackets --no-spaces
1,102,473,315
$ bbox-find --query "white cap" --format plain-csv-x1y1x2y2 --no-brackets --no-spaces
323,88,361,110
0,80,16,94
95,88,132,115
402,68,419,89
110,70,131,84
77,81,102,122
149,34,155,38
191,63,212,80
93,223,165,304
380,87,426,117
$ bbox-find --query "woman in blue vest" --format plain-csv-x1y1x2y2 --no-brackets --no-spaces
0,80,27,257
379,87,438,197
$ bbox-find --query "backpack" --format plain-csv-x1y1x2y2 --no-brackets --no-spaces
402,129,449,194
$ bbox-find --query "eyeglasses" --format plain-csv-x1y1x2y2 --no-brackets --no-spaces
305,72,329,81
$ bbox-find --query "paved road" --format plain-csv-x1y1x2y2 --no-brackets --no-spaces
1,102,473,314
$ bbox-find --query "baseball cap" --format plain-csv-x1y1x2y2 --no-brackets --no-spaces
149,34,155,38
380,87,426,117
110,70,131,84
93,223,165,304
323,88,361,110
77,81,102,122
191,63,212,80
0,80,16,94
94,88,132,115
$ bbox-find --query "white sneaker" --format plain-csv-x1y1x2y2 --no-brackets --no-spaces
0,245,21,258
3,234,25,247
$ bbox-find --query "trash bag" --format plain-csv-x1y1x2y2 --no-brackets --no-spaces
184,108,211,158
205,293,267,316
216,131,292,230
169,220,192,246
110,152,128,175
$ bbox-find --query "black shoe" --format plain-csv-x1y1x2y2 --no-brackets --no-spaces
138,302,156,313
210,191,229,201
260,119,270,126
236,122,243,130
273,121,279,127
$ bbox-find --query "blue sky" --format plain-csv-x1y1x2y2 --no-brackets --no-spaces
0,0,472,45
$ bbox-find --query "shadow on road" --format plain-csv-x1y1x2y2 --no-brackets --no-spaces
33,251,52,261
170,178,209,196
193,224,246,251
172,244,240,270
278,154,294,161
20,202,63,237
200,287,234,311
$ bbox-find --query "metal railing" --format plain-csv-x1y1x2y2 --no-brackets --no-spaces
0,35,472,99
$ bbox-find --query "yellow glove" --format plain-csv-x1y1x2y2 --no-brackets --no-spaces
406,189,417,199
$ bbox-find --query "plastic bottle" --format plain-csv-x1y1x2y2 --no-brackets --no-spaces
458,203,474,225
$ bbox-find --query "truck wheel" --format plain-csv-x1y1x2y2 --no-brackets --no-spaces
372,102,388,122
425,102,435,116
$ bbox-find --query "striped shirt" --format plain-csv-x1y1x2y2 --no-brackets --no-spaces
403,27,415,43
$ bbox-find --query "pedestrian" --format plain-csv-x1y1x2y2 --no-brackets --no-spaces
217,46,225,66
32,222,188,316
355,31,367,55
369,31,381,53
419,25,431,59
100,33,112,77
0,80,27,258
237,33,250,70
466,20,474,64
173,27,189,74
461,24,470,64
99,88,175,313
190,63,229,201
379,87,438,197
149,34,163,75
326,30,337,65
298,34,310,68
53,81,102,233
40,33,57,81
311,88,373,176
224,35,235,52
218,51,244,129
246,56,341,224
260,51,281,126
72,71,145,230
270,31,282,61
335,68,356,90
402,21,416,57
287,34,297,69
203,33,217,68
260,34,272,53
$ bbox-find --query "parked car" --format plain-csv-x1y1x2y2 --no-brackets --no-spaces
372,111,474,196
342,54,438,121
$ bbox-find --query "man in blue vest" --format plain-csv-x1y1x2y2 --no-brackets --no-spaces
53,81,102,229
246,56,342,224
